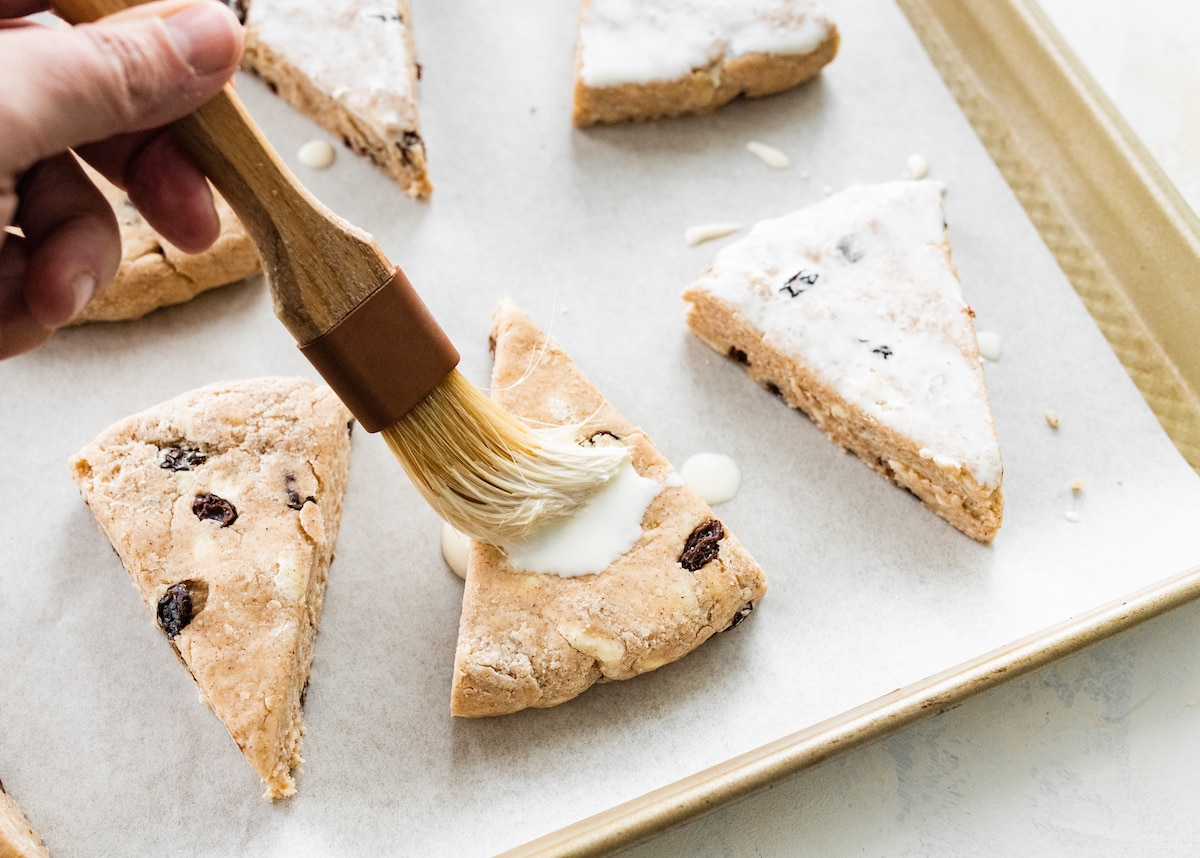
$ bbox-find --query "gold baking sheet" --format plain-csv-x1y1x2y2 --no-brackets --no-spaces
513,1,1200,853
1,1,1198,856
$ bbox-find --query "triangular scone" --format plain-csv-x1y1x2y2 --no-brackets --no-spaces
451,300,767,718
241,0,432,198
0,779,49,858
683,181,1003,542
572,0,839,126
70,167,260,324
69,378,353,798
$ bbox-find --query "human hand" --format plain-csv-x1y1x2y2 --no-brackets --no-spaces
0,0,242,359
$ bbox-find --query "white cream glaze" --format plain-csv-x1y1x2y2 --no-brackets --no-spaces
689,180,1002,488
579,0,834,87
500,460,666,577
249,0,418,138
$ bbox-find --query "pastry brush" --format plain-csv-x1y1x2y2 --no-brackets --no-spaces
56,0,625,544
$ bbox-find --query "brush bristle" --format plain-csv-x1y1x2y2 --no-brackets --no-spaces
381,369,627,544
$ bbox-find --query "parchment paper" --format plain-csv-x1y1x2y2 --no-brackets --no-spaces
3,1,1199,855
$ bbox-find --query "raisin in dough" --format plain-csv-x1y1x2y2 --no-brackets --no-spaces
70,378,353,799
69,166,260,325
241,0,432,198
572,0,839,126
451,300,767,718
683,180,1004,542
0,780,49,858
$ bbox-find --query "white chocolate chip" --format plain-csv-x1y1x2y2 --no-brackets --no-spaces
298,139,336,170
1064,510,1081,523
685,223,741,246
746,140,790,170
557,621,626,667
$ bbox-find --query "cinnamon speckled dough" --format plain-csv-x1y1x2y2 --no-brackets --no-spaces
683,181,1003,541
242,0,432,198
69,168,260,324
451,300,767,718
69,378,353,799
572,0,839,126
0,780,49,858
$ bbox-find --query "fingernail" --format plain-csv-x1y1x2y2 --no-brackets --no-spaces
164,3,239,76
68,271,97,321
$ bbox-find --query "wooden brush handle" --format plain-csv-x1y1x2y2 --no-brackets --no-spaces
54,0,394,343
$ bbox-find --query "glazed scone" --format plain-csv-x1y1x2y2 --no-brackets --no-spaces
69,378,353,799
242,0,432,198
683,181,1004,542
0,779,49,858
572,0,839,126
451,300,767,718
69,167,260,324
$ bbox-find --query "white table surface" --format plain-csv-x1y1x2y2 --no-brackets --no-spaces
617,3,1200,856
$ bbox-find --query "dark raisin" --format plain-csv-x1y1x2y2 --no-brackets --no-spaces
836,235,864,263
159,446,207,472
679,519,724,571
285,474,315,511
193,493,237,526
765,381,783,399
488,334,497,356
722,602,754,631
780,269,819,297
397,131,424,166
728,346,750,365
157,583,193,639
584,430,622,445
416,62,423,80
872,344,894,359
266,80,279,95
347,419,356,436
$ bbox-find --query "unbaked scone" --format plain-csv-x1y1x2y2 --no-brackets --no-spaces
451,300,767,718
70,167,260,324
241,0,432,198
0,779,49,858
572,0,839,126
69,378,353,798
683,180,1003,542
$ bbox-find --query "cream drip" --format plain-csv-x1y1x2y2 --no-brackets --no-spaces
680,453,742,504
441,522,471,579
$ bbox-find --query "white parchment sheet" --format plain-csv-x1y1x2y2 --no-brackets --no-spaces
3,1,1199,855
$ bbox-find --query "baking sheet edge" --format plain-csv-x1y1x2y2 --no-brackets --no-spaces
503,0,1200,853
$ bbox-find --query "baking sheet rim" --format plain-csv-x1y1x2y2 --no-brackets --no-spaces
506,561,1200,858
504,0,1200,853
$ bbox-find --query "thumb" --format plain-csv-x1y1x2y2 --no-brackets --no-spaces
0,1,242,177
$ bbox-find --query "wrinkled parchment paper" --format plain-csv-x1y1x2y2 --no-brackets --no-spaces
2,1,1199,855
